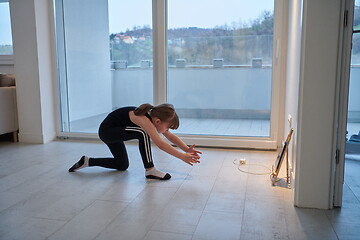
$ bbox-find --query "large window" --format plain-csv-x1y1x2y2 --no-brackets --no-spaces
0,1,13,55
54,0,281,148
167,0,274,137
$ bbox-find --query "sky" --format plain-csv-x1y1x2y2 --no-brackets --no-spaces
1,0,274,45
2,0,360,45
108,0,274,33
0,3,12,45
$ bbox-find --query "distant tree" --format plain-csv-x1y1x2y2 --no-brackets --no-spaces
109,10,275,65
234,11,273,36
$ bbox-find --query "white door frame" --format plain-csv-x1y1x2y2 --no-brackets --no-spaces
152,0,287,149
333,0,354,207
54,0,287,150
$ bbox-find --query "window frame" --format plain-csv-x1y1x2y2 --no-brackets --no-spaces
54,0,287,149
154,0,286,149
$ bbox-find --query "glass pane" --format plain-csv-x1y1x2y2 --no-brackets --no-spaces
55,0,153,133
354,0,360,32
109,0,153,109
167,0,274,137
0,2,13,55
346,0,360,155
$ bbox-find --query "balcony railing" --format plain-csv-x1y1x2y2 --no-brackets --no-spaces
68,64,360,138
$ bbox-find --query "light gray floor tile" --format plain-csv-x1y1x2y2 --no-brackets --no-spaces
241,194,289,240
95,204,161,240
0,210,66,240
217,165,249,182
7,190,97,221
178,174,216,196
246,174,289,198
285,208,338,240
331,221,360,240
0,190,32,213
144,230,192,240
167,175,216,211
344,159,360,200
95,187,177,240
4,190,62,218
151,206,203,235
98,180,146,202
204,191,245,213
189,164,221,177
0,164,53,192
48,200,128,240
6,168,61,195
192,211,242,240
326,181,360,225
212,178,247,194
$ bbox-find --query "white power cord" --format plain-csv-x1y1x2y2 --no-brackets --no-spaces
233,159,272,175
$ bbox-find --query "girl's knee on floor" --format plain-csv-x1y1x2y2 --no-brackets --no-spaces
115,162,129,171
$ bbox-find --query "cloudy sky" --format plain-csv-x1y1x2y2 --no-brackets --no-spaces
108,0,274,33
1,0,275,45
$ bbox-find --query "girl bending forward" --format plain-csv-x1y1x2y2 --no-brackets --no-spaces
69,103,202,180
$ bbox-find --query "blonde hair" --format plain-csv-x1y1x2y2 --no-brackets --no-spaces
134,103,179,129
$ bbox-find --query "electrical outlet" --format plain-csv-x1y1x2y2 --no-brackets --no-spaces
288,114,292,128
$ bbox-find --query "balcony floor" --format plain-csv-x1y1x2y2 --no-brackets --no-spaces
70,116,360,140
71,117,270,137
172,118,270,137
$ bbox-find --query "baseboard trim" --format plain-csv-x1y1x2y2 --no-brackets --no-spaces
19,131,56,144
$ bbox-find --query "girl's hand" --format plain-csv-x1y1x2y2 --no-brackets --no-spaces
181,152,201,166
186,144,202,157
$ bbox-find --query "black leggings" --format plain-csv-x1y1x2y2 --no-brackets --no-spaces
89,124,154,170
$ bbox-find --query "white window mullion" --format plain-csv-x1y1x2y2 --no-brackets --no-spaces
272,0,288,147
152,0,167,105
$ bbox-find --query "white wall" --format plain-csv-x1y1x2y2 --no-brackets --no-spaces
9,0,57,143
294,0,342,209
62,0,112,122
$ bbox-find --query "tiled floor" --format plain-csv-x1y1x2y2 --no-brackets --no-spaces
0,140,359,240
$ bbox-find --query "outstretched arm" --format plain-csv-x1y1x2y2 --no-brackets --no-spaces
163,131,202,157
162,131,188,152
130,113,200,165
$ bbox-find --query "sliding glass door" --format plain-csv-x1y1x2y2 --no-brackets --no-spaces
54,0,280,147
167,0,274,137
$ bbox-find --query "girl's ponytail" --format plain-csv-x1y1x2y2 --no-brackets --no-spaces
134,103,154,116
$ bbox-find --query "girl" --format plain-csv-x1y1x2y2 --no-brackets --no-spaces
68,103,202,180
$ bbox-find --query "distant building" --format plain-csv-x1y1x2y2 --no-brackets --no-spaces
122,36,134,44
